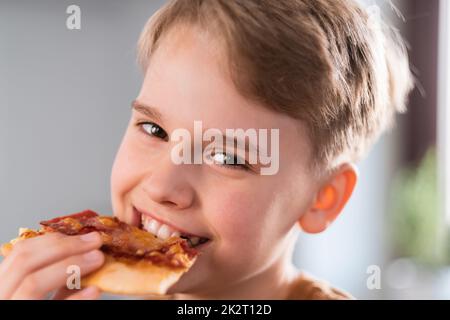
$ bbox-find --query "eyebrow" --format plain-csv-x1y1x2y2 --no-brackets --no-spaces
131,100,164,123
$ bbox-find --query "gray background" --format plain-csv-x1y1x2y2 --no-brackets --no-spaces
1,0,164,234
0,0,409,299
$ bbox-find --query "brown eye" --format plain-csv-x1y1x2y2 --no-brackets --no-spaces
140,122,168,141
210,151,249,170
212,152,235,165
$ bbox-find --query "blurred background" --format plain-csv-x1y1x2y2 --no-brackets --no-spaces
0,0,448,299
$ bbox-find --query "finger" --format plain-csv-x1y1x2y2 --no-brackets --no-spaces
65,286,101,300
52,286,97,300
52,286,100,300
52,287,75,300
0,232,102,299
11,249,104,299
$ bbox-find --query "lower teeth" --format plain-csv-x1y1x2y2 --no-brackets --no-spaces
184,237,208,247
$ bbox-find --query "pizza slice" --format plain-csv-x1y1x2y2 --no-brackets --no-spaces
0,210,198,296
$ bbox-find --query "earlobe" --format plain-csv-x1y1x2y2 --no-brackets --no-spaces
298,210,329,233
298,163,358,234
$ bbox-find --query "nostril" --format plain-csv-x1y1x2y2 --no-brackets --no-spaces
160,200,178,207
142,183,194,209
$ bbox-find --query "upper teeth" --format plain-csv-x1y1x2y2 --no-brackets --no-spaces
141,215,180,240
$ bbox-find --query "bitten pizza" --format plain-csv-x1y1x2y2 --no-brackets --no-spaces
0,210,198,295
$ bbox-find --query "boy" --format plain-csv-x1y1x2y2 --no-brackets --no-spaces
0,0,413,299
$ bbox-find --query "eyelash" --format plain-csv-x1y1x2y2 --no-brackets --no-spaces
136,121,250,172
209,151,250,171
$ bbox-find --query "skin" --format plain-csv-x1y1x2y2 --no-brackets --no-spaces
0,24,357,300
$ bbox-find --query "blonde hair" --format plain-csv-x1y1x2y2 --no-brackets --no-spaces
137,0,414,169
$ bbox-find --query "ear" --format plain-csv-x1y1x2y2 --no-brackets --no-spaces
298,163,358,234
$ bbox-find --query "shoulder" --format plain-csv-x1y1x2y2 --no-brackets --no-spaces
286,272,354,300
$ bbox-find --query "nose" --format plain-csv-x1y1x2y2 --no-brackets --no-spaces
141,158,196,210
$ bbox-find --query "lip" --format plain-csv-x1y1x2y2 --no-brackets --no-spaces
133,206,208,239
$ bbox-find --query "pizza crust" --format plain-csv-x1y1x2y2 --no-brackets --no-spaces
81,254,187,295
1,228,40,257
0,243,13,257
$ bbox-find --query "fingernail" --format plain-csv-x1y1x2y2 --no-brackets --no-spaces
80,232,99,242
83,250,102,262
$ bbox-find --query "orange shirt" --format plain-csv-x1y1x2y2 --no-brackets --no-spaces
286,273,354,300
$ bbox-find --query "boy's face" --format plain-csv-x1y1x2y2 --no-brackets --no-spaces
111,26,319,294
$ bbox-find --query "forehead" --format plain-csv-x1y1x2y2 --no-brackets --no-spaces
136,25,312,160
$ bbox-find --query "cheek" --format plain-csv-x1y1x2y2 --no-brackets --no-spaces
110,132,142,216
204,174,310,269
214,192,260,239
207,190,274,263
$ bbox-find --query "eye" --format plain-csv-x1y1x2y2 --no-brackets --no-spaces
139,122,168,141
210,151,249,171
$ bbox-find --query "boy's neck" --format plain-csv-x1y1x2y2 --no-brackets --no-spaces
173,255,299,300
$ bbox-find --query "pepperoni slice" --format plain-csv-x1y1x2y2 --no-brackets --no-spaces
40,210,197,269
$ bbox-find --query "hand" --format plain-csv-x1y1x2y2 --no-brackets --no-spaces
0,232,104,299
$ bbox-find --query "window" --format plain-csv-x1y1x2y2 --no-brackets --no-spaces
438,0,450,224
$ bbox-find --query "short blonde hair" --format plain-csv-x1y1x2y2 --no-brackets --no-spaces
137,0,414,169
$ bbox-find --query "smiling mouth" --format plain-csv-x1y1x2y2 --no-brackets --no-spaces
134,207,210,248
